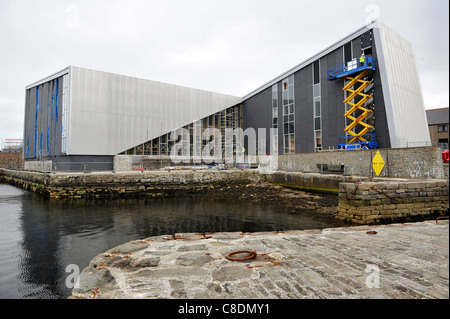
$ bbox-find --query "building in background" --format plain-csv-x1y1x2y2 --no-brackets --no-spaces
23,20,431,172
1,139,23,152
0,139,23,169
426,107,449,147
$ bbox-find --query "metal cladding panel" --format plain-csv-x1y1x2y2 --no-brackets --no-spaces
68,67,242,155
374,22,430,147
23,72,68,159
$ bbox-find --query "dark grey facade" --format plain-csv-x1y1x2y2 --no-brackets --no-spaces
243,29,391,155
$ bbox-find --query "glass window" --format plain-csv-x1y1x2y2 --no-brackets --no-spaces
289,104,294,115
284,135,289,153
313,83,321,98
288,75,294,85
282,75,295,154
289,123,295,134
439,125,448,132
282,90,288,105
313,60,320,84
273,107,278,118
315,117,321,130
314,99,321,117
289,134,295,152
315,130,322,147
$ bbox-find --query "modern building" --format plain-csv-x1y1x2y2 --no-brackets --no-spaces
23,20,431,171
0,139,23,170
426,107,449,146
1,139,23,152
23,66,241,171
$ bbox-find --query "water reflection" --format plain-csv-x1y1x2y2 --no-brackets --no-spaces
0,184,348,299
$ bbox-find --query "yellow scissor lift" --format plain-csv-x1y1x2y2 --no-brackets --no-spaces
327,56,378,150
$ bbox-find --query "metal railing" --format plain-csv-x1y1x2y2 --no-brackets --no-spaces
327,56,375,80
53,162,113,173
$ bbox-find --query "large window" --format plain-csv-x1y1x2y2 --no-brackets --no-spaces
282,75,295,154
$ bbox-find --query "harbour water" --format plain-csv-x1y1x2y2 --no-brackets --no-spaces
0,183,346,299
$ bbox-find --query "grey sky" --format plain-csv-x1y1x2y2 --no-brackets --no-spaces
0,0,448,143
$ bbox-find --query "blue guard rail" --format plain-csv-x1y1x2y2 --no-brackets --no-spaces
337,132,378,150
327,56,375,81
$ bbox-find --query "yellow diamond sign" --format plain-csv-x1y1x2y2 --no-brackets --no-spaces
372,151,385,176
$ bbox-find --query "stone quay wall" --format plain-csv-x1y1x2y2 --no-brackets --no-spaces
277,146,446,179
2,168,448,225
337,180,449,224
1,169,263,199
2,168,360,199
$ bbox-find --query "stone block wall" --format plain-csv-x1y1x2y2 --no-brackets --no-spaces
267,171,366,190
24,160,52,172
1,169,263,199
277,146,446,179
114,155,174,171
337,180,449,224
0,151,24,169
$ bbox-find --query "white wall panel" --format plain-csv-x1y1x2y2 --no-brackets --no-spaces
68,67,242,155
374,22,431,147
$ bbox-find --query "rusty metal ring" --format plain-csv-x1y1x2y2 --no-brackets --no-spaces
226,251,257,261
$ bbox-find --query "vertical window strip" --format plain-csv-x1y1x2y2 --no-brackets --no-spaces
282,75,295,154
313,60,322,152
272,84,278,154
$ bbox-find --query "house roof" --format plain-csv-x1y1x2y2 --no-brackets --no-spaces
426,108,449,125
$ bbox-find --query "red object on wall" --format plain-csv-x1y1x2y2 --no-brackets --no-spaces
443,150,449,163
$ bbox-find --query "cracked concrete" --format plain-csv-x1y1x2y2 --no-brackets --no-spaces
70,220,449,299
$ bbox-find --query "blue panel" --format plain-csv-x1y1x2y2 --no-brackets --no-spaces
51,80,55,121
47,126,50,156
26,136,29,158
40,132,43,156
55,78,59,122
34,86,39,157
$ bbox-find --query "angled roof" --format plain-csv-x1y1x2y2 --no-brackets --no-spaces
426,108,449,125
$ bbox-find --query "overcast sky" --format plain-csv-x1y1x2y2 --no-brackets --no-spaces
0,0,448,143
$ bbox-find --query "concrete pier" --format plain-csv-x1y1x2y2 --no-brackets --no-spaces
70,220,449,299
